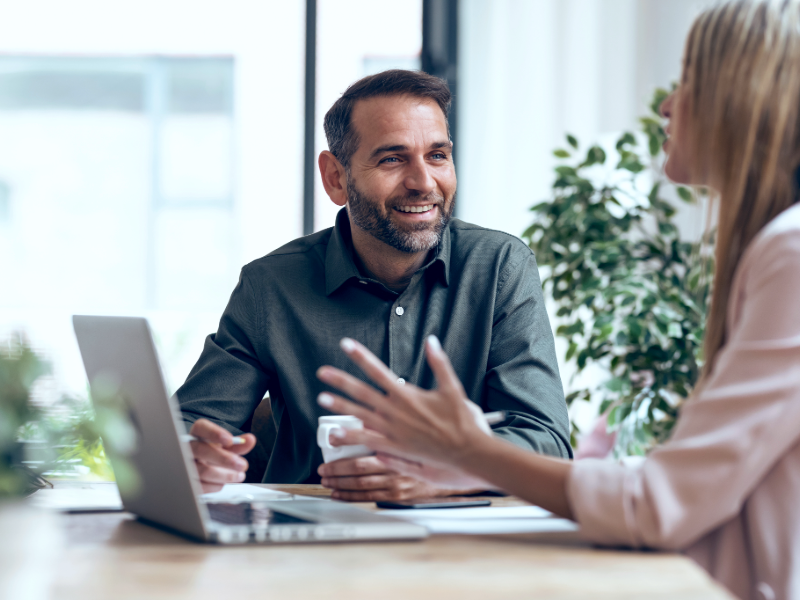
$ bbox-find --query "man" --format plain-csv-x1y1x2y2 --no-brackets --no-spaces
178,69,571,501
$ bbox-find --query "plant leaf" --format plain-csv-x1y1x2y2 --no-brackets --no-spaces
566,134,578,149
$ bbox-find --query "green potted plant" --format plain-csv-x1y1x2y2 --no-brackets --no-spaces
524,89,712,457
0,335,62,600
0,332,141,598
0,335,53,496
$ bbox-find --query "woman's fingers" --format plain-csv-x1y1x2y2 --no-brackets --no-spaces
317,336,482,468
317,392,389,433
324,426,426,463
339,338,404,393
425,336,467,400
317,366,391,412
327,427,395,450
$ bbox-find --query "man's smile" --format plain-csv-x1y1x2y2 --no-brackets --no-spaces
394,204,435,214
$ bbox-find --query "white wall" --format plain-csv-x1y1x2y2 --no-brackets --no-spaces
457,0,714,239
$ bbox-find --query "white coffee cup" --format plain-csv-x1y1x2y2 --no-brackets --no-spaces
317,415,374,463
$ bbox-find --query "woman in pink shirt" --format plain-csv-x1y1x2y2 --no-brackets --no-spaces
316,1,800,598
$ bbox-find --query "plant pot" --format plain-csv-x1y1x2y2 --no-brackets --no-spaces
0,501,63,600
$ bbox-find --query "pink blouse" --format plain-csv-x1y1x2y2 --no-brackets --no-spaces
567,203,800,600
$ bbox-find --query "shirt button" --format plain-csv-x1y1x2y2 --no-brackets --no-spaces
359,280,367,285
397,378,405,385
395,306,405,316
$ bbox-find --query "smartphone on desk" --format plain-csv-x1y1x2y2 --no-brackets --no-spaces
376,498,491,510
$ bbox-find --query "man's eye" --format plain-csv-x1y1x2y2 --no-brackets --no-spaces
380,157,400,164
431,152,447,160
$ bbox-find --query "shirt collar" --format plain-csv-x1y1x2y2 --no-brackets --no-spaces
325,208,451,296
431,220,451,287
325,209,362,296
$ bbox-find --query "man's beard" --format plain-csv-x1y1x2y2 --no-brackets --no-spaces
345,177,455,254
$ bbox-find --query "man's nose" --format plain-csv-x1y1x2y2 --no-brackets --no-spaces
404,158,436,195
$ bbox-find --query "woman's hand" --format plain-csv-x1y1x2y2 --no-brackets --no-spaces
315,335,489,470
316,335,575,519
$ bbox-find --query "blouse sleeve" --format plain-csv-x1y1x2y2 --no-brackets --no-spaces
566,226,800,550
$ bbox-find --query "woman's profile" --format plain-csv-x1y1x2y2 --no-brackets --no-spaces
315,1,800,598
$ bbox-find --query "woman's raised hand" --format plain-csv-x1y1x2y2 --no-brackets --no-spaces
316,335,488,469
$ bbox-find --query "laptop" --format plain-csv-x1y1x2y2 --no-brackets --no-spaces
72,315,428,545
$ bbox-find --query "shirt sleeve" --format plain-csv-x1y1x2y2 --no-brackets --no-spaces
486,247,573,458
567,228,800,550
176,270,270,436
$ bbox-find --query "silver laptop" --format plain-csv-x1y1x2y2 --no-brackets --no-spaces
72,315,427,545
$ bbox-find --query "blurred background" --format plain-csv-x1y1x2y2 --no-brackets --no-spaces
0,0,713,415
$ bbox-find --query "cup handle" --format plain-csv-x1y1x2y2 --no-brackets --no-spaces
317,424,340,449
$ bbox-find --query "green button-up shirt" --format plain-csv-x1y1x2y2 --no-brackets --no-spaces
178,209,571,483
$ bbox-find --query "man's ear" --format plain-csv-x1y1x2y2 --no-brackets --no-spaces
318,151,348,207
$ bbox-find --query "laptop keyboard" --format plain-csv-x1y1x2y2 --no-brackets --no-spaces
206,502,310,526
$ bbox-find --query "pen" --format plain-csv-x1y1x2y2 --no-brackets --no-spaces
180,434,247,445
483,411,506,425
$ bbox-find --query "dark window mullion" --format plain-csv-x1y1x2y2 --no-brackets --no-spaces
422,0,459,215
303,0,317,236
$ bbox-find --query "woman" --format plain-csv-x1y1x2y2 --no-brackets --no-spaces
315,1,800,598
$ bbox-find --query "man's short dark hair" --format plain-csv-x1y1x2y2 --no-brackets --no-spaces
323,69,452,169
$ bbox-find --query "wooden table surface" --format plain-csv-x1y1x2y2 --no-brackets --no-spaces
49,483,733,600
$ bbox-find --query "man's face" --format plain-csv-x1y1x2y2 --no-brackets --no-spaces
344,95,457,254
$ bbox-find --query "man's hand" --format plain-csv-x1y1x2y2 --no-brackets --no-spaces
317,455,475,502
372,452,496,492
188,418,256,493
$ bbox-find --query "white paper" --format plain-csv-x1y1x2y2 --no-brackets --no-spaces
381,505,553,520
28,483,123,512
380,504,579,535
411,517,578,535
200,483,293,503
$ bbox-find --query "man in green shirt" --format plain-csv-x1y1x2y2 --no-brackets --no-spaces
178,70,571,501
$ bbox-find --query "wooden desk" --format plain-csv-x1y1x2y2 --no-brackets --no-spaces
51,483,733,600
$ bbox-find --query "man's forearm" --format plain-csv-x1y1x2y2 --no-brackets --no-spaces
180,410,246,437
492,423,573,459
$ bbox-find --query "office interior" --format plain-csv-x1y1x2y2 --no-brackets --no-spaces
2,2,766,599
0,0,712,416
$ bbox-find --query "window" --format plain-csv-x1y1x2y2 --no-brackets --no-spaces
0,180,9,223
0,56,238,393
0,55,236,314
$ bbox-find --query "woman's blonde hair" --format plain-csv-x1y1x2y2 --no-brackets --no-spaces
682,0,800,375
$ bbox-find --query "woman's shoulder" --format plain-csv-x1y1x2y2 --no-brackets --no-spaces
759,203,800,239
742,204,800,271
